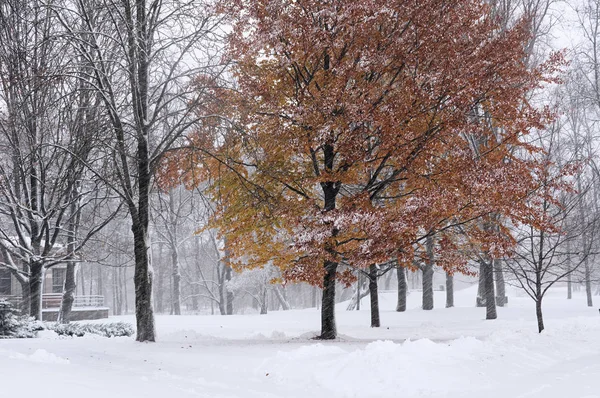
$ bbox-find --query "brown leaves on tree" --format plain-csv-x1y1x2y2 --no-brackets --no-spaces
161,0,565,286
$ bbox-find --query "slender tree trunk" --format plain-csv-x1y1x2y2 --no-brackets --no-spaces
319,260,338,339
171,243,181,315
585,259,593,307
97,265,104,299
191,237,201,312
477,262,486,307
218,269,226,315
369,264,380,327
566,241,572,299
155,243,165,313
396,266,407,312
445,272,454,308
576,173,592,307
58,187,80,323
494,259,506,307
356,272,361,311
274,286,291,310
223,241,234,315
113,265,122,316
422,235,434,310
484,260,497,320
260,288,268,314
535,298,544,333
225,265,234,315
29,261,44,321
79,264,86,296
123,263,129,314
59,263,77,324
168,189,181,315
89,266,93,295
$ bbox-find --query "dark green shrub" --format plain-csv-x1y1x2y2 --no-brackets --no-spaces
0,300,43,338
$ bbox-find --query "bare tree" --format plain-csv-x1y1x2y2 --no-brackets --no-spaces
504,120,597,333
53,0,225,340
0,0,113,319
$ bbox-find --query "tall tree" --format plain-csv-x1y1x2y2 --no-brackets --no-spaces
169,0,563,338
0,0,112,319
54,0,224,341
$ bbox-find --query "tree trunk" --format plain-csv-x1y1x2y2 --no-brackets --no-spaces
567,273,572,299
218,273,226,315
123,263,129,314
585,259,593,307
494,259,506,307
369,264,380,327
191,237,201,312
113,265,123,316
79,263,86,296
18,279,31,317
155,243,165,313
319,260,337,339
29,261,44,321
396,266,407,312
132,222,156,342
422,235,435,310
535,298,544,333
356,272,361,311
477,262,486,307
97,265,104,299
483,260,497,320
222,241,234,315
260,288,268,314
171,243,181,315
168,189,181,315
274,286,291,310
566,239,572,299
225,265,233,315
445,272,454,308
318,143,339,339
58,263,77,324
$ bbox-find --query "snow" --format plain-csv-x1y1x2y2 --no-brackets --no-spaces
1,286,600,398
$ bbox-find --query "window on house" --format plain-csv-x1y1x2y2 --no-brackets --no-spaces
52,268,66,294
0,268,11,295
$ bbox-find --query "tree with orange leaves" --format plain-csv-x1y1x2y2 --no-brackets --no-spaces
163,0,563,339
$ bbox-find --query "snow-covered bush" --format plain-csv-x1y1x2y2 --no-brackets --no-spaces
47,321,134,338
0,300,44,338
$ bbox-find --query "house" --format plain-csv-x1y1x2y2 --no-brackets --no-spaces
0,263,109,321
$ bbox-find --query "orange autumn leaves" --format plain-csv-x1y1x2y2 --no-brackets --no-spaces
159,0,564,286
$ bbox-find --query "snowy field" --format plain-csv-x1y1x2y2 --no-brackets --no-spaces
1,286,600,398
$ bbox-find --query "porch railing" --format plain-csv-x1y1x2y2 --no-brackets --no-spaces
41,293,105,308
1,294,105,309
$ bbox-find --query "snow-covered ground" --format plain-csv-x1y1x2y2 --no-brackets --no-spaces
1,286,599,398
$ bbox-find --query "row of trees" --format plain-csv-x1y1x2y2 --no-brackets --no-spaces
2,0,600,342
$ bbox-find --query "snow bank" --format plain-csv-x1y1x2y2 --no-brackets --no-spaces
10,349,70,365
0,289,599,398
